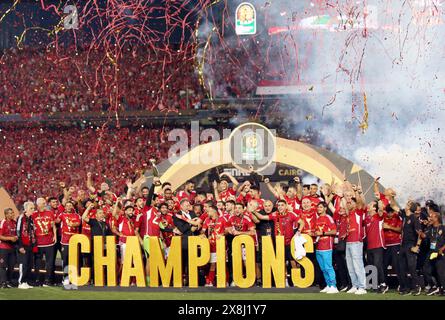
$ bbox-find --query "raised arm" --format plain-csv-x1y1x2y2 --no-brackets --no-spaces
220,172,239,189
82,203,94,223
213,180,221,202
145,177,159,208
355,185,366,210
373,177,380,197
264,178,279,198
112,198,122,219
86,172,96,193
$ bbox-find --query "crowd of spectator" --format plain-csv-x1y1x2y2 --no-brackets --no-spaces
0,45,203,115
0,126,179,205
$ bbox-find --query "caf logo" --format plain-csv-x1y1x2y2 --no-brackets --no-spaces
229,123,276,173
237,3,255,24
235,2,256,35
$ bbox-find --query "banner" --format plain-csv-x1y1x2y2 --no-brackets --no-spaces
68,234,315,288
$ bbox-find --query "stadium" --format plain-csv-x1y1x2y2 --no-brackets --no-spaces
0,0,445,304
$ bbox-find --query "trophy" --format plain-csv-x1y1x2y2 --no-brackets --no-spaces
149,158,159,177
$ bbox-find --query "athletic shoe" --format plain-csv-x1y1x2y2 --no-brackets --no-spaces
424,285,431,293
18,283,30,289
427,286,440,296
339,286,349,292
230,281,236,287
285,279,290,288
205,283,214,287
400,290,411,296
320,286,329,293
42,280,52,288
412,286,422,296
326,286,339,294
25,282,33,288
0,283,8,289
255,280,262,287
354,288,367,295
62,279,70,286
346,287,358,294
378,284,389,294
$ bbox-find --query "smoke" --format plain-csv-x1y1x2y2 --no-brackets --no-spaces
197,0,445,204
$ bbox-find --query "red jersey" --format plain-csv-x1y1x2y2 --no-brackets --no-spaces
236,193,251,205
202,217,226,252
299,209,317,236
346,209,366,243
32,210,56,247
177,190,196,204
334,211,349,240
0,219,17,249
221,212,232,226
315,214,337,251
116,215,136,244
227,214,256,244
383,212,402,246
270,211,301,245
378,192,390,207
218,187,236,202
283,195,301,211
365,213,385,250
59,212,81,245
135,207,161,237
81,209,96,239
303,195,322,209
159,213,175,247
198,212,208,223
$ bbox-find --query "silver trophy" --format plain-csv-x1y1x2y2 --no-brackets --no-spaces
149,158,159,177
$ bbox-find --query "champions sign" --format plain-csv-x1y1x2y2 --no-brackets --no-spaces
67,234,315,288
235,2,256,35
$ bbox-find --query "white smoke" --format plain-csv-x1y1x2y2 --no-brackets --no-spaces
197,0,445,204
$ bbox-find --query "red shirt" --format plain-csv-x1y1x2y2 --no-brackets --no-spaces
227,214,256,244
0,219,17,249
81,209,96,239
116,215,136,244
315,214,337,251
269,211,301,245
218,187,236,202
383,212,402,246
59,212,81,245
202,216,226,252
159,213,175,247
346,209,366,243
221,212,232,226
335,211,349,240
379,192,390,207
283,195,301,211
303,195,322,209
177,190,196,204
32,210,56,247
365,213,385,249
135,207,160,237
299,209,317,236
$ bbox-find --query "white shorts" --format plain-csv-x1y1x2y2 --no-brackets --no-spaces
120,244,126,263
210,252,217,263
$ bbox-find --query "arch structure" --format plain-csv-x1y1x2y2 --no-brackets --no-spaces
135,123,383,204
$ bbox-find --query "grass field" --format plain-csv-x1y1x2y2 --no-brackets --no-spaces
0,287,444,300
